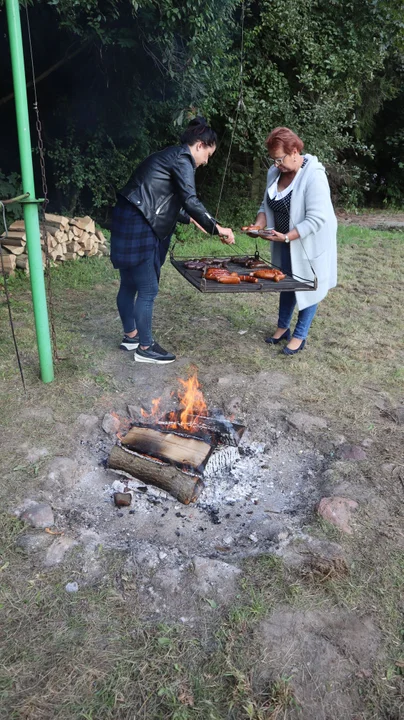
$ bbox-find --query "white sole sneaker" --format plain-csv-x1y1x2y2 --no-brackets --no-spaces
134,354,176,364
120,339,140,350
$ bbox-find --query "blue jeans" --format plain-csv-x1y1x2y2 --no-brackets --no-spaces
116,238,171,347
278,243,317,340
117,254,159,346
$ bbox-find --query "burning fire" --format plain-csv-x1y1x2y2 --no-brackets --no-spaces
140,370,207,433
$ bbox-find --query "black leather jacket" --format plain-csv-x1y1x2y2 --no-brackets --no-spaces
119,144,219,240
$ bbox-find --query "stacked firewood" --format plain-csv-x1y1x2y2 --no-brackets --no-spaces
0,213,109,276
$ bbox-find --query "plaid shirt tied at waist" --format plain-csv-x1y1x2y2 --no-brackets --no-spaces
110,196,171,270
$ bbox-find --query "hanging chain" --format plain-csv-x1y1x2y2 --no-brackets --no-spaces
0,202,26,390
24,3,60,362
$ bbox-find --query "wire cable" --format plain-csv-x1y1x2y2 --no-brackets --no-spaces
0,202,26,391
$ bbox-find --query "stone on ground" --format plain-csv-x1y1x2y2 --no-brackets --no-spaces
44,536,78,566
317,496,359,534
20,502,54,529
16,532,54,555
191,556,242,601
102,413,121,435
288,412,328,433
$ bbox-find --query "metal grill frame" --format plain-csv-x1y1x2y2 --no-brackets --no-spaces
170,252,317,294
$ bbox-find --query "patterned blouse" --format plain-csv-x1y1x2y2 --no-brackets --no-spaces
267,157,308,234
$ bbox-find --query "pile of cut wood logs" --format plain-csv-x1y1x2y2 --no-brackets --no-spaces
0,213,109,276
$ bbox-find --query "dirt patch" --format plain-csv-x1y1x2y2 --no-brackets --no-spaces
337,209,404,227
255,608,383,720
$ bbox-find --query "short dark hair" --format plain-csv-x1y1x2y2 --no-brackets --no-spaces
265,127,304,155
180,116,217,147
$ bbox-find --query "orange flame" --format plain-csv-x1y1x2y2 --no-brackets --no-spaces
140,397,161,420
140,370,207,433
168,373,207,432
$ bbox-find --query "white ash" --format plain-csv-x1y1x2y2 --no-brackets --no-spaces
204,446,240,477
197,453,262,507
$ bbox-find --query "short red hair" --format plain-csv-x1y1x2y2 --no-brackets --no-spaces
265,127,304,155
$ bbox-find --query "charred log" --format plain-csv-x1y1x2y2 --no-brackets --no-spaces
108,444,205,505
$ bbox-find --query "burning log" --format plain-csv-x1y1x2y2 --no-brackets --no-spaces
108,444,204,505
107,369,245,504
120,425,212,473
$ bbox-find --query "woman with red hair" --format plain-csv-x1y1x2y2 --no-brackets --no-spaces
251,127,337,354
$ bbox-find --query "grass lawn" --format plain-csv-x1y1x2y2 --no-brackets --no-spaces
0,223,403,719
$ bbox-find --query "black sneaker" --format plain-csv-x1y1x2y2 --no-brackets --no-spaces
135,341,176,364
120,334,140,351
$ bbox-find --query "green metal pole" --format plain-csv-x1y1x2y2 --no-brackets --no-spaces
5,0,54,383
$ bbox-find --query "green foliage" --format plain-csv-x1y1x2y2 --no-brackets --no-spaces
47,130,135,214
1,0,404,211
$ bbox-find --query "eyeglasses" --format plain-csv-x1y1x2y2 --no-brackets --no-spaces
269,154,288,167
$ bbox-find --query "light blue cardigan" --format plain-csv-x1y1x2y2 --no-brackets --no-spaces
259,154,337,310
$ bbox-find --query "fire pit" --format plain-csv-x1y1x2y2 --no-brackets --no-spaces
108,372,245,505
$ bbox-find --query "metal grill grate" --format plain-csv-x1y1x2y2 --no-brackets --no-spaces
170,253,317,294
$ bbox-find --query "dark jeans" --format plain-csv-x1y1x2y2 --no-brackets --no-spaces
278,242,318,340
117,239,171,347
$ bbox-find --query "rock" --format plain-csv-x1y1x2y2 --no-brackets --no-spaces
65,582,79,593
317,496,359,535
192,556,242,601
76,414,99,432
127,404,143,420
361,438,373,448
280,537,348,574
288,412,328,433
20,502,54,529
16,532,53,555
223,535,234,546
249,533,258,543
25,447,49,463
45,457,81,491
102,413,121,435
21,406,54,423
44,536,78,566
339,444,367,461
114,492,132,507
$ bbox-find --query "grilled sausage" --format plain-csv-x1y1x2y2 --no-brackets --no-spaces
216,275,241,284
184,260,207,270
251,269,278,279
238,275,259,283
245,260,269,269
205,268,231,279
252,269,286,280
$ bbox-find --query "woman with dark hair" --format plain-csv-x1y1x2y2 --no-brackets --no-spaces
250,127,337,355
110,117,235,365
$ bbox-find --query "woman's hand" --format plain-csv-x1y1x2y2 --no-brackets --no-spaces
190,217,208,234
216,225,235,244
259,229,285,242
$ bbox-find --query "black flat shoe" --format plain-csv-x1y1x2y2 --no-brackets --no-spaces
282,339,306,355
265,328,291,345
